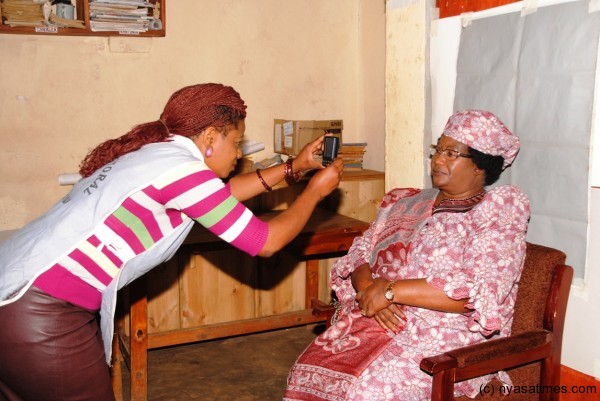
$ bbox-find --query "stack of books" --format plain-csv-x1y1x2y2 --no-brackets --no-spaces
0,0,44,27
339,143,367,171
89,0,157,33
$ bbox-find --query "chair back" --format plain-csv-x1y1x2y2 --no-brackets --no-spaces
510,242,566,335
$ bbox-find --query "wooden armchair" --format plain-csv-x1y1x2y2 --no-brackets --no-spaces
312,242,573,401
420,242,572,401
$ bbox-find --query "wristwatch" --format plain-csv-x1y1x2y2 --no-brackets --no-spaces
384,281,396,303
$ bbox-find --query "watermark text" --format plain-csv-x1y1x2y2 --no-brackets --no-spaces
480,383,598,396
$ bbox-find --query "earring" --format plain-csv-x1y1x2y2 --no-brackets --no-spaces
205,146,213,158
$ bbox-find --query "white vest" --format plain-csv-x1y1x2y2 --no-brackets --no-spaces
0,136,205,363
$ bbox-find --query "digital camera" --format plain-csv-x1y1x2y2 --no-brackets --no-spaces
322,136,340,166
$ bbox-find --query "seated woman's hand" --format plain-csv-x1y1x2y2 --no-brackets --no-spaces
356,278,406,333
373,304,406,334
355,277,389,314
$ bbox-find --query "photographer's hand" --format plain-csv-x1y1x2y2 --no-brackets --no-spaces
293,135,331,173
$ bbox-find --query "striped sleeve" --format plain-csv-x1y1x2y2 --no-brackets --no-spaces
152,162,268,256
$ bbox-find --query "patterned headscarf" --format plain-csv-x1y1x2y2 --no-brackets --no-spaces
442,110,520,168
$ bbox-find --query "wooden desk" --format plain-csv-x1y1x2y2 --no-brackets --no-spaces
114,208,369,401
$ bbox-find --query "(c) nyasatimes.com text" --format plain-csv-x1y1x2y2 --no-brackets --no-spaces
480,383,598,396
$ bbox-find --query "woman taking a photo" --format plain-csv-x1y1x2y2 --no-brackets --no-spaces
0,83,343,401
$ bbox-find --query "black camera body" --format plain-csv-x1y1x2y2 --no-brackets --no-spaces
322,136,340,166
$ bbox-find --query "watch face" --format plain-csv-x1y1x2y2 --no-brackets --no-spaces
385,281,395,302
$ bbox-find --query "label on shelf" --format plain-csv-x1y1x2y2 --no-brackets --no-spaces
35,26,58,33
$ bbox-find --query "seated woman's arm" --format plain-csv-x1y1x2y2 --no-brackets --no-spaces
355,269,468,314
353,266,468,333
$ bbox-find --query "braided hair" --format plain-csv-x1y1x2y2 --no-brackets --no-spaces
79,83,247,178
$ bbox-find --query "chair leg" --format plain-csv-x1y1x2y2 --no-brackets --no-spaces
540,355,560,401
430,369,456,401
111,333,124,401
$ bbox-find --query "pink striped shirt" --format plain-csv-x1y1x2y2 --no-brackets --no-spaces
34,162,268,310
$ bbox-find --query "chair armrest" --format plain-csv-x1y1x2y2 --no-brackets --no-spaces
420,330,552,381
311,298,336,319
311,298,338,329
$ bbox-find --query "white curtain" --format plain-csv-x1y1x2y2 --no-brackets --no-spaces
431,0,600,277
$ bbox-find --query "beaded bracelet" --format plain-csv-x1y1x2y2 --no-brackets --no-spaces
284,158,300,185
255,169,272,191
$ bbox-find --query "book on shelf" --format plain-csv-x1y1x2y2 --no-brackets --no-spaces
338,142,367,171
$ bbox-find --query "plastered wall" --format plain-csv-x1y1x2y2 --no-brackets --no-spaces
385,0,428,191
0,0,385,231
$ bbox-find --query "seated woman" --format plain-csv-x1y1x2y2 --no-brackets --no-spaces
284,109,530,401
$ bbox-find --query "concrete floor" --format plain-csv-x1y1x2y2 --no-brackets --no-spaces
119,324,324,401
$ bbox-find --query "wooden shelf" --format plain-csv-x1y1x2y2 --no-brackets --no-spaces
0,0,165,37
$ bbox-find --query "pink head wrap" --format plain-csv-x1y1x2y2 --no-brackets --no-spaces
442,110,520,169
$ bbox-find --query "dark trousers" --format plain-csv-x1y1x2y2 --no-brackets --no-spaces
0,286,115,401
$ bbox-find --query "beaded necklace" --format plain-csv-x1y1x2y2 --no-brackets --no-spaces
432,189,486,214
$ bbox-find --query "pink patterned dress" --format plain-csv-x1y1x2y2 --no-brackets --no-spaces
285,185,530,401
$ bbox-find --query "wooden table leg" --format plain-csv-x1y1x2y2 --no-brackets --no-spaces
305,259,320,308
129,276,148,401
110,333,124,401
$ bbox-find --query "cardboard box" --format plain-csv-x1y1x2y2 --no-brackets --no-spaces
273,119,343,155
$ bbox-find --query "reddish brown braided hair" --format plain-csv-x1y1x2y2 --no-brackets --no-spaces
79,83,247,178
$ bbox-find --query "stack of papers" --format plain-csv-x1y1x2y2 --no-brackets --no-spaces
89,0,156,33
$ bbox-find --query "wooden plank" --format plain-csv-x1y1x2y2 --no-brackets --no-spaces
255,251,305,317
145,257,180,334
337,169,385,182
178,249,257,327
319,259,336,304
147,310,326,349
305,260,320,308
331,179,384,222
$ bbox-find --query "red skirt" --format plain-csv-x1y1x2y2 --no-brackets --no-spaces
0,286,115,401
